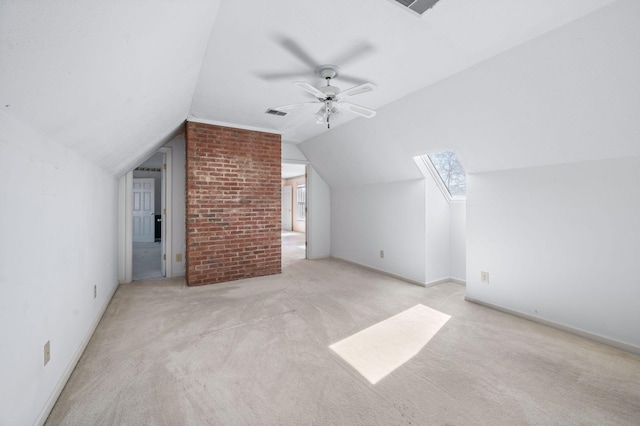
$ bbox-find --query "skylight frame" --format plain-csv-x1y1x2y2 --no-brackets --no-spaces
414,151,467,202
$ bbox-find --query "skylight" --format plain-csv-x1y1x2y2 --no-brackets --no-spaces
415,151,466,200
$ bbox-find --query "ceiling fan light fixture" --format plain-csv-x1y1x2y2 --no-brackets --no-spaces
269,64,376,129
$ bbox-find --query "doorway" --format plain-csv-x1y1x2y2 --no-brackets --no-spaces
281,163,307,265
132,154,164,280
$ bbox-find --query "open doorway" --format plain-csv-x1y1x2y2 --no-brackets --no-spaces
282,163,307,265
132,152,165,280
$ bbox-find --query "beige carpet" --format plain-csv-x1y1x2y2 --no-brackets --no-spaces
46,258,640,425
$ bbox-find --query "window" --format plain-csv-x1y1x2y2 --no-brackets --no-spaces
296,184,306,221
415,151,466,200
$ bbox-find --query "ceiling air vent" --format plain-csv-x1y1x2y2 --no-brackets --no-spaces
265,108,287,117
391,0,442,15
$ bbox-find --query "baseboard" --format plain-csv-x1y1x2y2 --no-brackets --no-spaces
35,282,120,426
331,257,465,289
449,277,466,286
465,296,640,356
425,277,466,287
331,257,425,287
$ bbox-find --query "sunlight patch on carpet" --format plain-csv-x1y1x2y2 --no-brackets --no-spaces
329,304,451,384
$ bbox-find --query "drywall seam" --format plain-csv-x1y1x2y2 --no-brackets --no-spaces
465,296,640,356
35,283,120,426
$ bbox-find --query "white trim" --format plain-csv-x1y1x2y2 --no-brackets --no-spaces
465,296,640,356
120,146,173,282
413,154,466,202
35,283,119,426
448,277,466,286
159,147,173,278
120,171,133,283
117,175,127,283
332,257,466,289
426,277,466,287
332,256,426,287
283,162,309,259
187,117,280,136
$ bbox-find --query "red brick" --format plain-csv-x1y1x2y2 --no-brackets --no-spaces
185,122,282,286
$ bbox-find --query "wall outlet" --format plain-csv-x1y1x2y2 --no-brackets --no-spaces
44,341,51,366
176,253,182,262
380,250,384,259
94,284,97,299
481,271,490,284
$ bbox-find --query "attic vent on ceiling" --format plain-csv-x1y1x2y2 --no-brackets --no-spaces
391,0,442,15
265,108,287,117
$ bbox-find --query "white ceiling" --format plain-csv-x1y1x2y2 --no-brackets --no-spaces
0,0,625,177
190,0,618,143
299,0,640,186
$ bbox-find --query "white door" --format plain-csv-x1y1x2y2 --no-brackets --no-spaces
282,185,292,231
133,178,155,243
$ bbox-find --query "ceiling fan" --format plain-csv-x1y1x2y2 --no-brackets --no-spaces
272,65,377,129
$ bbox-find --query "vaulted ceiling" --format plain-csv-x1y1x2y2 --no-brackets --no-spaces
1,0,634,179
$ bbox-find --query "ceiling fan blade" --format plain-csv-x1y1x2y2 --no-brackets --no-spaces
331,42,374,67
276,36,320,69
293,81,326,99
337,102,377,118
341,82,377,97
335,73,369,85
255,70,308,81
271,102,319,111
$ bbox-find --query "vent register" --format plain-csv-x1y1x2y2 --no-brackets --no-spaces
265,109,287,116
392,0,441,15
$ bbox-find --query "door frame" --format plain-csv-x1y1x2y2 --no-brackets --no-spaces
118,147,172,283
282,185,293,231
281,161,308,260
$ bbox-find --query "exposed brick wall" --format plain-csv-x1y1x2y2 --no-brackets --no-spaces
185,122,281,286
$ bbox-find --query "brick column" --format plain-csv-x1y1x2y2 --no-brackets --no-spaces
185,122,281,286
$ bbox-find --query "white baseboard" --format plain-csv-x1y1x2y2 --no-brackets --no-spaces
425,277,467,287
331,257,426,287
465,296,640,356
331,257,465,289
35,282,120,426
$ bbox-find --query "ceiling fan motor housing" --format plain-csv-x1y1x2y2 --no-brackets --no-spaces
315,64,340,80
319,85,340,99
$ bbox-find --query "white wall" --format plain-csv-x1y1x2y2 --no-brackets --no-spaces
449,201,466,281
425,175,450,284
0,111,119,424
306,166,331,259
1,0,221,176
466,156,640,350
332,180,427,283
165,136,186,277
282,142,308,163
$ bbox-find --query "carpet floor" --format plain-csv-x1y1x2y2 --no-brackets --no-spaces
46,258,640,425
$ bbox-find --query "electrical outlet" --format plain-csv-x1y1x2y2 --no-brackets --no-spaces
380,250,384,259
94,285,97,299
44,341,51,366
176,253,182,262
481,271,490,284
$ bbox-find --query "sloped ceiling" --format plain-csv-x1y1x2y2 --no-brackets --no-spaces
190,0,618,143
299,0,640,187
1,0,629,181
0,0,221,176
